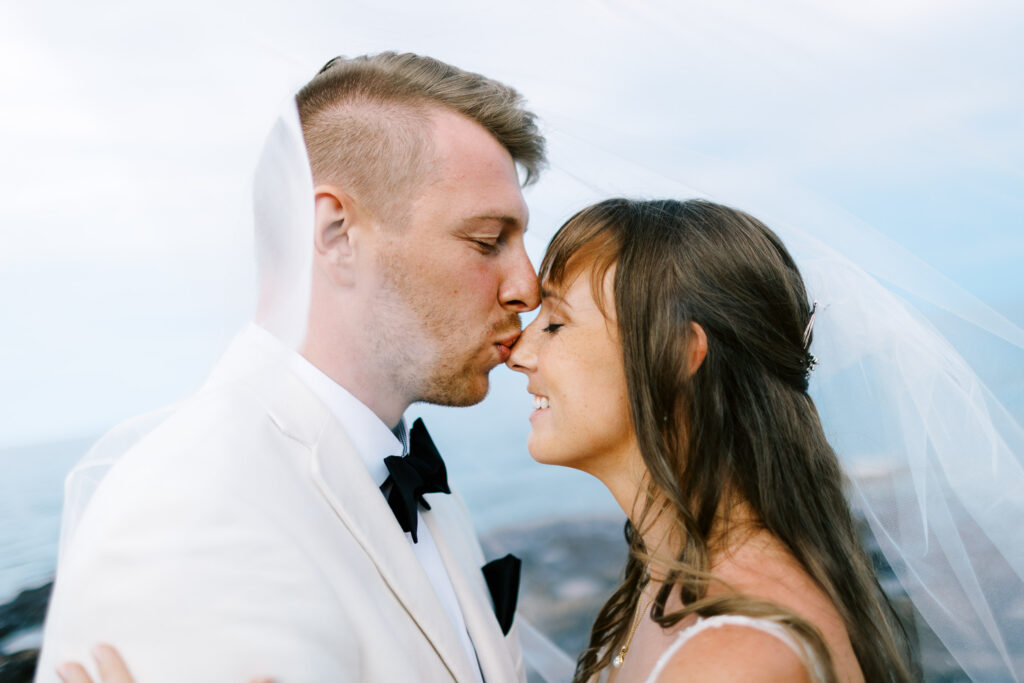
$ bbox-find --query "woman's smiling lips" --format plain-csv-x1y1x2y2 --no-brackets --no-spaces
529,393,550,421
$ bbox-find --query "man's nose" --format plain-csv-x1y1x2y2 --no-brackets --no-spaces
507,319,539,373
499,241,540,312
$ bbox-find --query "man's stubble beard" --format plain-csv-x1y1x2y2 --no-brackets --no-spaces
371,249,519,408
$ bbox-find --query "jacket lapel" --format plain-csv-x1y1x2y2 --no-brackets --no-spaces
223,331,478,682
222,327,497,682
310,418,479,683
423,502,524,683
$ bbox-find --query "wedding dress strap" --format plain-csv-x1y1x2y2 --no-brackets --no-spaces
643,615,824,683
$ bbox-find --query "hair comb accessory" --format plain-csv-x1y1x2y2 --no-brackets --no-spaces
802,300,818,349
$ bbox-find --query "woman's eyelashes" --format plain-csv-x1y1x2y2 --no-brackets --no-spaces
542,322,564,334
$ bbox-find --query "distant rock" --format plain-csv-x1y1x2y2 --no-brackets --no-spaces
0,649,39,683
0,583,50,642
0,582,50,683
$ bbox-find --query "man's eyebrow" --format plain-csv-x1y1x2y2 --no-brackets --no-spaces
459,214,522,228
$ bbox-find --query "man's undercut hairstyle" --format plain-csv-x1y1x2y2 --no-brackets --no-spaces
296,52,547,224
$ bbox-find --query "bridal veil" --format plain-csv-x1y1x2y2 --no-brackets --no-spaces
35,2,1023,680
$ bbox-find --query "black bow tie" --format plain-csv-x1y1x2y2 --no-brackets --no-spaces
382,418,451,543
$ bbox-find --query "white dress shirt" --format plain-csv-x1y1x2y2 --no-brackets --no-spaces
249,326,485,682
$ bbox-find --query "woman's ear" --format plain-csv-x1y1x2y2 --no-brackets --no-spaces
688,321,708,376
313,185,363,286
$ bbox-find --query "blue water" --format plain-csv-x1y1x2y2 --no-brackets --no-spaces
0,367,619,604
0,438,93,601
4,343,1024,606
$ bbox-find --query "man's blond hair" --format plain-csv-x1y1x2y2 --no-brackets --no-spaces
296,52,546,223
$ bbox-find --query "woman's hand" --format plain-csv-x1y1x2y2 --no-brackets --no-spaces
56,645,132,683
54,645,273,683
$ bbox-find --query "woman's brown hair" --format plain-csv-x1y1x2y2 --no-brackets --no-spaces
541,199,914,682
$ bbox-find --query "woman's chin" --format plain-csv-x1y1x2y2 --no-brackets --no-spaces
526,433,556,466
526,434,581,469
525,437,545,464
528,450,561,466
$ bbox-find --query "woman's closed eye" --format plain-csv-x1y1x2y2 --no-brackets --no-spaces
542,323,564,334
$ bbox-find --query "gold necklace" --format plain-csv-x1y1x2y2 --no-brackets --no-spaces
612,589,656,668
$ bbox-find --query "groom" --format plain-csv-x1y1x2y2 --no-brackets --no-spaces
37,53,545,682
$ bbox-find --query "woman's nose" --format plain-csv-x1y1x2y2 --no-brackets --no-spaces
507,319,539,373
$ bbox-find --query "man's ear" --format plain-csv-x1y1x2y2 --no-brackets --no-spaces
687,321,708,377
313,185,365,286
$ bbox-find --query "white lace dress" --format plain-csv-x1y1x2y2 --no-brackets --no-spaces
640,614,826,683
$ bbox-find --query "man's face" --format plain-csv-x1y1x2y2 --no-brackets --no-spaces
368,109,539,407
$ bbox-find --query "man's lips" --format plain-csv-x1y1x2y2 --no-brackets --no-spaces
495,344,512,363
494,330,522,362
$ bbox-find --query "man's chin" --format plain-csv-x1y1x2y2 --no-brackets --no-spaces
419,373,490,408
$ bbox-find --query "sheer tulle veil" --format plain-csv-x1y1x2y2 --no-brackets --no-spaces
57,97,315,558
531,129,1024,679
40,3,1024,681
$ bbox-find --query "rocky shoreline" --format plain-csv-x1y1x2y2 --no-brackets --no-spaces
481,515,974,682
0,516,978,682
0,582,50,682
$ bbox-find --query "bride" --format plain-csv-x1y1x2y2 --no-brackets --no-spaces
56,198,914,683
506,198,911,682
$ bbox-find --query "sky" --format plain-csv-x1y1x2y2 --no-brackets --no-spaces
2,0,1023,447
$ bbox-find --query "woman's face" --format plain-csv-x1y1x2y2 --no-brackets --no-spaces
507,265,639,477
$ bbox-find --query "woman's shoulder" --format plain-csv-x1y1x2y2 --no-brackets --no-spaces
711,531,849,647
649,615,814,683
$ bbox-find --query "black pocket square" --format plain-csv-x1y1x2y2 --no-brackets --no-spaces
482,553,521,635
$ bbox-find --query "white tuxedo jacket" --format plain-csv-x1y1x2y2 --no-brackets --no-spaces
37,330,525,682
